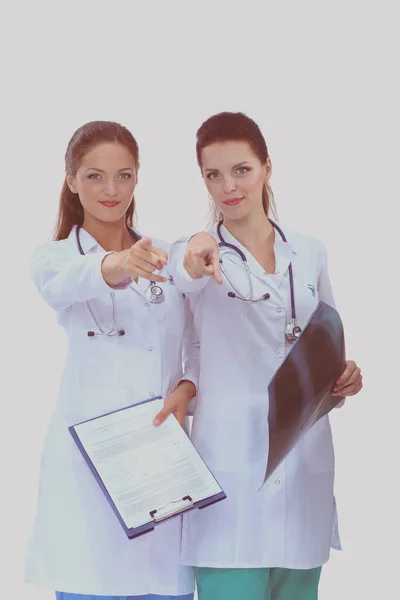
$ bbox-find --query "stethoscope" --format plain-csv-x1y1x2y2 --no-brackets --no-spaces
76,226,165,338
216,220,302,343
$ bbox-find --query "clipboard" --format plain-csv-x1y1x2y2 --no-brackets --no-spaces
264,301,346,483
69,396,226,539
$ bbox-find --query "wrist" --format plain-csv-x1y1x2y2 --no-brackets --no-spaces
187,232,217,249
176,379,196,401
101,250,132,287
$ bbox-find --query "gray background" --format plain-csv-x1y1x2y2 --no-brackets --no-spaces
1,1,397,598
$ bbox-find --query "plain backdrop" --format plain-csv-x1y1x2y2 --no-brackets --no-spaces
1,1,398,599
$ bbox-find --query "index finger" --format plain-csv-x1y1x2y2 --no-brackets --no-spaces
150,245,168,264
212,255,222,284
135,268,167,283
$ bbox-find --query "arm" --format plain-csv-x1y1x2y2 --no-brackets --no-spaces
180,295,200,416
317,243,362,401
317,243,336,309
153,296,200,426
169,233,222,295
31,237,168,312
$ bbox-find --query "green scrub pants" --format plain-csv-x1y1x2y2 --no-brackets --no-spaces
194,566,322,600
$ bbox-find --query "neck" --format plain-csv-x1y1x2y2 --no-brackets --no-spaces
81,215,134,252
222,210,274,248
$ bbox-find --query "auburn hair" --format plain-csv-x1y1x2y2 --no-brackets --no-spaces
196,111,277,222
54,121,140,240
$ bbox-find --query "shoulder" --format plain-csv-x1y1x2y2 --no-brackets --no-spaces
279,224,327,261
30,235,77,280
31,236,74,262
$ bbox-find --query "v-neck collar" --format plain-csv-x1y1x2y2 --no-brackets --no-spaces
215,221,297,290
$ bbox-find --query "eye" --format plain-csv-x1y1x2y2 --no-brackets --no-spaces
236,166,250,175
88,173,102,180
206,171,220,180
118,172,132,179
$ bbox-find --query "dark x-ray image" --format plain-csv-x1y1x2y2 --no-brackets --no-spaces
264,301,346,482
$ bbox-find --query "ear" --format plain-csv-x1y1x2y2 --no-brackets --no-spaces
66,173,78,194
264,157,272,183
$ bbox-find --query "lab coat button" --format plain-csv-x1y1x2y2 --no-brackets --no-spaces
149,391,154,397
276,308,282,313
275,350,280,355
275,479,280,485
148,346,153,351
145,302,150,307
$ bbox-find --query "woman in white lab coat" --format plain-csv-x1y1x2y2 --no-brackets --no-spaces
25,121,197,600
163,112,363,600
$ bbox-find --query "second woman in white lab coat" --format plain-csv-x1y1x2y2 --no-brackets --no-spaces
160,112,363,600
25,120,197,600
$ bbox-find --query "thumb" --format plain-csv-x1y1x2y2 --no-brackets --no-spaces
137,237,152,251
153,404,174,426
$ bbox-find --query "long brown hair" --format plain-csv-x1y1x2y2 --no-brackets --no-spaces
196,112,277,223
54,121,140,240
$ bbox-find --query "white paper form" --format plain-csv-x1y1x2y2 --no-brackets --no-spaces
73,398,222,529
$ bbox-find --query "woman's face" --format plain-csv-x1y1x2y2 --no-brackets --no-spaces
200,140,271,221
67,142,137,225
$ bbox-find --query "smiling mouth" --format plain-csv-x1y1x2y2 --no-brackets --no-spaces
223,197,244,206
99,201,120,207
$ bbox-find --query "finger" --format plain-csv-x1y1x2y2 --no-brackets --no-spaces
335,361,356,385
131,248,165,271
332,381,362,396
212,256,222,284
193,246,215,259
134,268,167,283
334,367,361,392
137,237,153,251
150,246,168,264
334,380,362,396
186,256,210,278
153,405,174,426
191,254,216,278
129,255,162,274
203,265,215,276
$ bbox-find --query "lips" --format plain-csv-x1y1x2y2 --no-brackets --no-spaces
223,197,244,206
99,201,120,208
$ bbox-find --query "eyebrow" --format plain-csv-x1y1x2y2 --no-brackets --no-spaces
204,161,250,172
84,167,134,173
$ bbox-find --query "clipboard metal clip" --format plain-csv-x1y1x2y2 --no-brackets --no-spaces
149,495,193,522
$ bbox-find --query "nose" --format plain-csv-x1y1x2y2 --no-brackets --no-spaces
104,179,118,197
223,177,237,194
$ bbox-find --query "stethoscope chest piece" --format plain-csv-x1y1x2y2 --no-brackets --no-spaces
217,219,303,344
145,282,165,304
285,322,302,343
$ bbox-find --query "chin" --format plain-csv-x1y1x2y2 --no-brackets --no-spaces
220,206,249,222
96,211,127,224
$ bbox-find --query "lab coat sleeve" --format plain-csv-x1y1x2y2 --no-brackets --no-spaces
317,242,345,408
179,296,200,416
169,236,212,295
30,240,118,312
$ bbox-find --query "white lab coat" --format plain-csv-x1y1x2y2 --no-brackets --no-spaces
25,226,197,596
169,223,342,570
